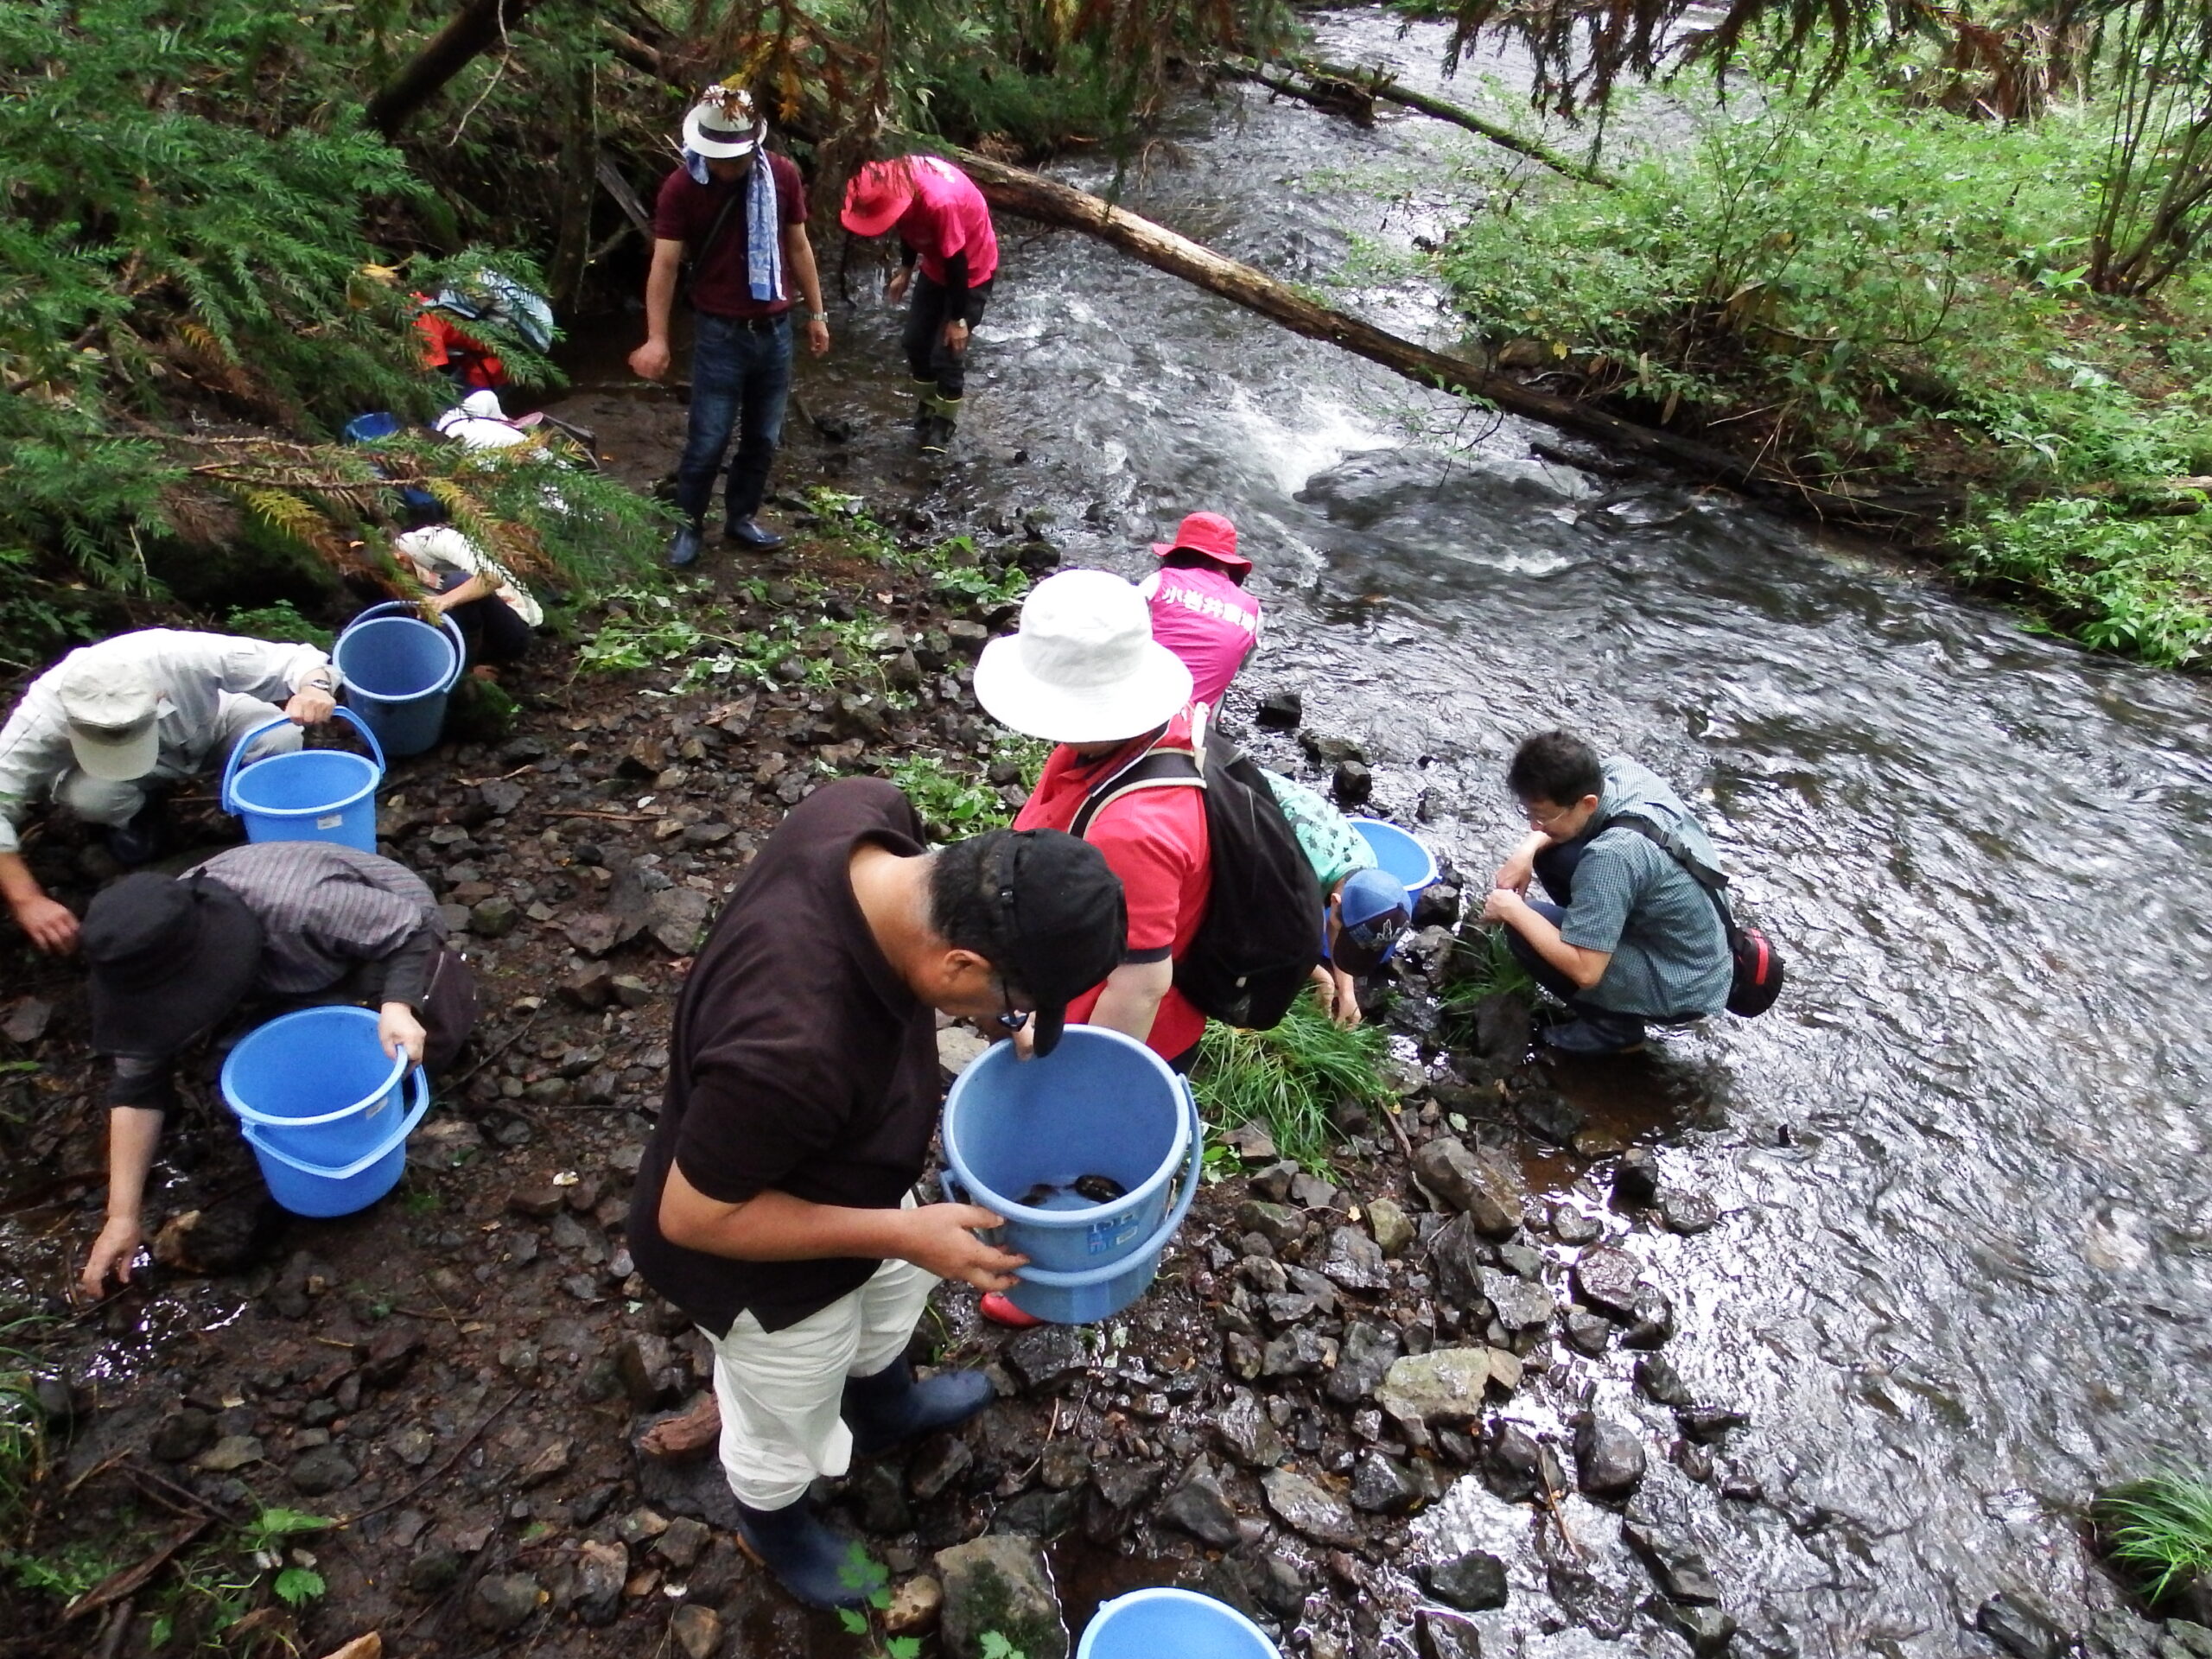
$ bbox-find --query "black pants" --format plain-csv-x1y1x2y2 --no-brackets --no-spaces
903,274,993,399
438,569,533,668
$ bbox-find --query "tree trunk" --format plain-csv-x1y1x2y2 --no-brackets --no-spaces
365,0,550,137
1217,56,1617,189
944,145,1930,531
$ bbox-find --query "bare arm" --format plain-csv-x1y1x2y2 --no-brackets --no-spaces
1483,889,1612,989
1087,957,1174,1046
657,1162,1025,1291
629,238,683,380
426,572,497,609
1494,828,1551,894
80,1105,163,1296
783,223,830,357
0,849,74,953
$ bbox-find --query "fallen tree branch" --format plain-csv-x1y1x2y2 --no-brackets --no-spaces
1300,56,1617,189
939,143,1929,530
62,1518,213,1623
365,0,549,137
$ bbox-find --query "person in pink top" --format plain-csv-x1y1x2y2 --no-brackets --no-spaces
1136,511,1263,712
840,156,1001,454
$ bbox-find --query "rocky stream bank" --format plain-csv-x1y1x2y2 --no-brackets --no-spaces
2,477,2205,1659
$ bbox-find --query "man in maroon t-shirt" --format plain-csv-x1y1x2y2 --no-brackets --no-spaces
627,86,830,566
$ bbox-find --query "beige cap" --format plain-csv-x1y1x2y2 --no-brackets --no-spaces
56,650,161,782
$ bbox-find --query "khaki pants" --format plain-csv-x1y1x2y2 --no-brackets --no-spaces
703,1241,938,1510
56,693,298,825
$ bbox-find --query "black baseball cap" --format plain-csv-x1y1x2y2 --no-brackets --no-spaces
83,871,264,1058
973,828,1126,1058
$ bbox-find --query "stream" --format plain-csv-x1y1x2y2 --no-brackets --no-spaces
550,13,2212,1655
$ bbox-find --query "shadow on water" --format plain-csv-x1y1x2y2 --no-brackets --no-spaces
531,10,2212,1652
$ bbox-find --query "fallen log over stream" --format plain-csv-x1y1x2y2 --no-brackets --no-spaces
944,145,1936,532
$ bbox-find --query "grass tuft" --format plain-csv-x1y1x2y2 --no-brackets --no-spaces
1192,994,1395,1173
2097,1474,2212,1605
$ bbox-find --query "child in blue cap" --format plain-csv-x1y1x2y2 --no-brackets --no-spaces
1261,770,1414,1026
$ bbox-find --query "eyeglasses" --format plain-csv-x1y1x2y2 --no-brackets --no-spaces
1522,800,1576,831
994,978,1030,1033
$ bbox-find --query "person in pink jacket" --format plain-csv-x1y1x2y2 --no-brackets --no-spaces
1136,511,1262,712
840,156,1000,454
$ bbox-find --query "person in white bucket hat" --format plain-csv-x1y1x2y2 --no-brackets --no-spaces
973,569,1208,1329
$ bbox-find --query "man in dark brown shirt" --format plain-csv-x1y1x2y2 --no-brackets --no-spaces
626,85,830,565
628,778,1124,1607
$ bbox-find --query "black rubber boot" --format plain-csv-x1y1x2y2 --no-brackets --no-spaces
106,795,168,866
732,1497,867,1610
842,1358,995,1459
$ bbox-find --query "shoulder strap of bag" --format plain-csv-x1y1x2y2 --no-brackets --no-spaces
687,181,747,283
1603,812,1738,941
1070,746,1203,841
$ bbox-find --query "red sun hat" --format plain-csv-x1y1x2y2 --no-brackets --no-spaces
841,161,918,238
1151,510,1249,573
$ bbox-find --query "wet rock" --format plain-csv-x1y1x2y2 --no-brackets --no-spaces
1563,1311,1612,1357
1657,1188,1719,1235
479,778,527,817
1332,760,1373,804
1158,1467,1243,1548
1977,1592,2073,1659
1636,1354,1696,1408
1005,1325,1090,1392
407,1548,464,1594
563,911,622,957
1,997,53,1045
1412,883,1461,929
1549,1205,1602,1245
1366,1197,1415,1258
1612,1147,1662,1206
1257,1554,1308,1620
1255,690,1303,729
611,974,655,1007
1623,1507,1720,1603
1224,1332,1262,1381
574,1539,626,1625
1481,1420,1543,1502
847,1461,913,1535
1481,1268,1554,1332
935,1534,1069,1659
519,1439,571,1486
617,1332,680,1408
1217,1389,1286,1469
1573,1414,1645,1499
1290,1172,1339,1210
1424,1548,1509,1612
469,1572,543,1634
1090,1460,1162,1512
1249,1160,1298,1204
909,1433,974,1500
1324,1321,1402,1405
1469,990,1532,1061
1039,1440,1090,1491
1550,1567,1637,1638
1412,1138,1523,1237
1664,1602,1740,1656
363,1320,424,1386
151,1408,217,1463
1571,1245,1643,1317
1376,1348,1512,1432
1262,1469,1360,1548
1428,1215,1495,1309
1319,1225,1390,1292
653,1515,711,1572
1261,1326,1332,1377
1624,1285,1676,1349
645,887,713,954
1417,1608,1484,1659
671,1603,721,1659
289,1446,359,1496
1512,1086,1585,1145
1681,1406,1749,1442
1221,1119,1277,1161
993,1487,1081,1538
195,1432,264,1473
2161,1623,2212,1659
888,1573,944,1635
1350,1452,1421,1516
1235,1200,1306,1249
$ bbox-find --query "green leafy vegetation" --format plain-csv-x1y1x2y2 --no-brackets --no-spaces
2096,1474,2212,1605
888,753,1015,839
1440,925,1539,1032
1438,71,2212,664
222,602,336,652
0,1319,50,1535
1192,994,1395,1173
836,1543,923,1659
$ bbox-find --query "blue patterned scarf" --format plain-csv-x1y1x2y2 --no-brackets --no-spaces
683,149,783,303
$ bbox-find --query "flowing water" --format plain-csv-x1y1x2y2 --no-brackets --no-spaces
554,15,2212,1653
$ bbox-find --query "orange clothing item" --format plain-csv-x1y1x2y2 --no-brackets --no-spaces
414,303,505,390
1014,714,1212,1061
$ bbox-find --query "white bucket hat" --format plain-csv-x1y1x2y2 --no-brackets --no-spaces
56,648,162,782
974,569,1194,744
682,86,765,160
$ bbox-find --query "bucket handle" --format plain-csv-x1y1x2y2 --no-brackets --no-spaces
226,1039,410,1130
346,600,467,696
220,704,386,814
948,1079,1205,1292
240,1068,430,1181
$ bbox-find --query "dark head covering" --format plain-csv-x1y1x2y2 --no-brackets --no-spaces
82,872,264,1058
974,828,1127,1058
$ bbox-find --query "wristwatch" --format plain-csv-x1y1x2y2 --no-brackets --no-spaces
806,310,830,322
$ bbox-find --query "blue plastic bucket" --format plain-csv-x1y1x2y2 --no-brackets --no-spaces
334,601,465,758
941,1026,1201,1325
220,1007,430,1217
1077,1589,1281,1659
220,706,385,854
1351,818,1440,892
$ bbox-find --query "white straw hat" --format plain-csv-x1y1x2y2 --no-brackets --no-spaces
682,86,765,159
973,569,1194,744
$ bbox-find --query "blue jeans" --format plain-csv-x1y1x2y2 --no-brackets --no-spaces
675,311,792,529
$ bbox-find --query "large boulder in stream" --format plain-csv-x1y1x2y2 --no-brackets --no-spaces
935,1534,1069,1659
